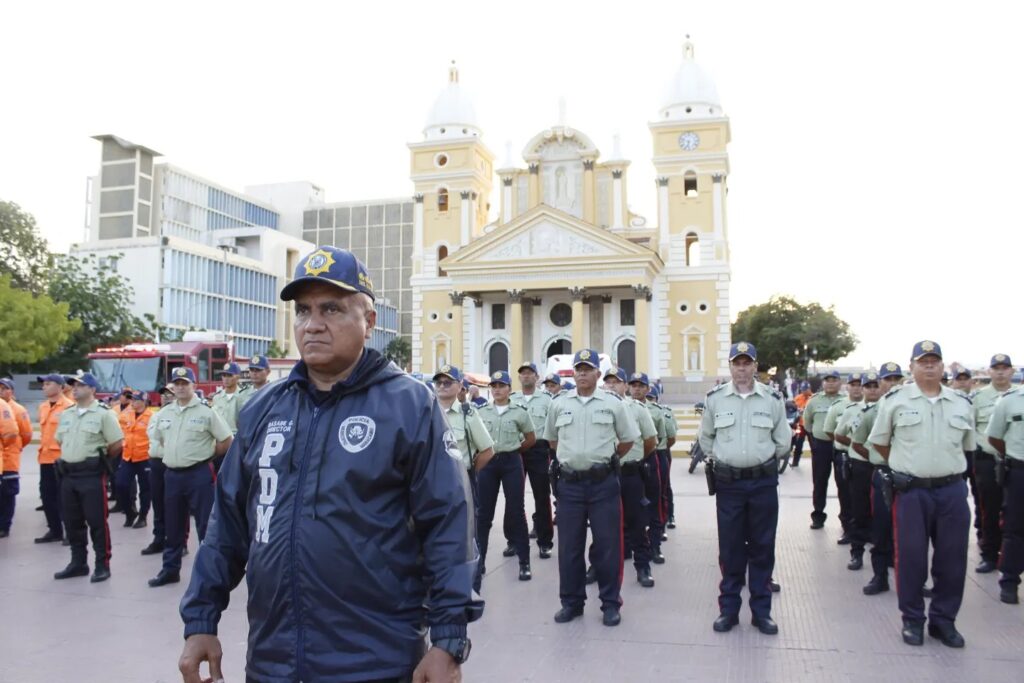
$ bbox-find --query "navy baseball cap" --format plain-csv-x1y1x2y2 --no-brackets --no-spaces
0,378,14,390
862,370,880,385
542,373,561,385
990,353,1013,368
249,354,270,370
572,349,600,369
36,373,66,385
433,364,464,383
911,340,942,360
729,342,757,361
604,367,627,382
170,367,196,384
517,362,538,374
647,386,660,399
847,373,863,384
488,370,511,386
280,246,375,302
130,391,149,402
954,368,973,379
628,372,650,386
879,362,904,379
218,362,242,376
67,373,100,390
821,369,841,380
562,379,576,390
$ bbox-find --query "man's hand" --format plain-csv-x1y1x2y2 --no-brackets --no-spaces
412,647,461,683
179,634,224,683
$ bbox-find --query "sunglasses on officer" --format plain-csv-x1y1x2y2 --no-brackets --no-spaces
434,379,458,388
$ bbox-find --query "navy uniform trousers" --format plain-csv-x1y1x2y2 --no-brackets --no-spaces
893,479,970,626
587,468,650,571
716,471,779,619
848,460,874,558
161,461,216,573
658,448,674,522
477,451,530,567
558,473,623,612
1000,461,1024,590
644,452,665,553
869,466,894,579
810,437,852,529
60,471,111,567
522,440,554,551
39,463,63,536
0,471,20,532
149,457,166,544
115,460,151,520
973,450,1004,563
963,449,982,541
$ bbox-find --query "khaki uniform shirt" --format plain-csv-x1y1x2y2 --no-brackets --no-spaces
511,391,552,441
476,403,535,453
623,397,657,463
868,384,975,477
54,402,123,464
151,397,232,469
211,387,247,434
803,391,846,440
699,381,791,468
644,401,667,450
824,397,855,451
147,417,163,460
834,400,867,461
660,404,677,449
972,385,1012,456
441,401,494,470
986,386,1024,460
545,390,640,472
850,401,886,466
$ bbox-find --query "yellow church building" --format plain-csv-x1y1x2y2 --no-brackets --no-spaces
409,40,732,392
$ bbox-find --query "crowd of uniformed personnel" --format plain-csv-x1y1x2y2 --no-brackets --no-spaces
0,356,273,585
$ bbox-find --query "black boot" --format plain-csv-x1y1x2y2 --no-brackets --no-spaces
863,575,889,595
518,563,532,581
132,515,148,529
636,567,654,588
54,562,90,580
585,566,598,584
847,554,864,571
140,540,164,555
91,563,111,583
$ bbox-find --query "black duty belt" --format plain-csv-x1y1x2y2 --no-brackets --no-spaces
620,461,643,476
894,472,962,489
166,459,214,473
561,463,613,483
715,458,777,482
974,450,997,462
58,458,104,476
873,464,892,474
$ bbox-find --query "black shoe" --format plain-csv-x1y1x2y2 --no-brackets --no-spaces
109,504,124,514
837,534,852,545
554,605,583,623
35,504,44,511
713,613,739,632
810,519,824,530
667,517,676,529
132,516,148,529
140,541,164,556
923,586,934,598
585,566,598,585
62,536,70,546
602,607,621,627
902,621,924,646
623,549,632,560
863,575,889,595
652,550,666,565
123,513,137,528
54,563,89,580
90,565,111,583
768,579,781,593
637,567,655,588
928,622,965,648
847,555,864,571
148,570,181,587
529,528,537,539
976,560,998,574
518,564,532,581
34,531,62,544
661,532,668,542
502,543,516,557
0,530,9,538
539,546,552,560
1000,586,1019,604
791,460,800,467
751,616,778,635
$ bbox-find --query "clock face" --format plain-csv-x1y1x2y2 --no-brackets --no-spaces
678,132,700,151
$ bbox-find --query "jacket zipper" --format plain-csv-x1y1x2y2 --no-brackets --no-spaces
291,403,321,678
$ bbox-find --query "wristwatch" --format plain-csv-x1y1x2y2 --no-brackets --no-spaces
434,637,472,664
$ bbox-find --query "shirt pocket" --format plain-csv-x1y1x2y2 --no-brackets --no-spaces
591,410,615,427
185,420,208,433
714,412,736,442
947,414,971,446
751,414,774,442
894,410,923,440
80,419,103,434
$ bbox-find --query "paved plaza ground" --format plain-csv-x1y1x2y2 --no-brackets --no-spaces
2,446,1022,683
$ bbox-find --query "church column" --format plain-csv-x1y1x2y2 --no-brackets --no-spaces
657,177,670,258
459,191,471,246
413,194,424,274
582,160,596,223
612,170,624,229
569,286,587,351
712,173,725,241
472,298,484,371
449,292,465,370
632,285,651,372
501,177,513,224
601,295,613,356
528,163,540,208
508,289,525,372
531,296,543,363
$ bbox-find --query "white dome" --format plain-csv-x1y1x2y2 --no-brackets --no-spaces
658,39,723,121
423,62,483,141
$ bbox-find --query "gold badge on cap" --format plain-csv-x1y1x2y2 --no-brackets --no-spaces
251,355,260,364
174,368,188,377
886,362,898,371
492,371,502,380
867,372,878,381
737,342,750,353
303,249,336,277
921,341,935,352
358,272,374,291
440,365,451,374
579,350,591,360
995,353,1007,362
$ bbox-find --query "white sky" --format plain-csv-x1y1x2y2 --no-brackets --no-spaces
3,1,1022,369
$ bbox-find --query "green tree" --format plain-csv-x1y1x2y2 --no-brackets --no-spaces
731,296,857,377
385,336,412,370
265,339,287,358
0,200,53,294
0,274,80,369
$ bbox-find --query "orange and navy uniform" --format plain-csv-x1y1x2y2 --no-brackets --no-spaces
9,399,32,451
0,399,19,472
38,395,75,465
119,408,152,463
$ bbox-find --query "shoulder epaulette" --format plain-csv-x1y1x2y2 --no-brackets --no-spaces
770,389,783,401
98,402,110,410
968,389,979,399
861,403,875,413
843,402,860,412
956,392,973,405
883,386,903,399
707,384,727,397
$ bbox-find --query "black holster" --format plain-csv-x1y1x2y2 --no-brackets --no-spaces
549,458,561,497
996,456,1009,487
705,460,717,496
880,470,895,508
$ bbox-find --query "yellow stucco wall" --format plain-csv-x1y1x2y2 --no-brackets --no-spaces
666,279,721,375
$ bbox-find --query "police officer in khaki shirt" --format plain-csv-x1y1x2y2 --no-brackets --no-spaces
53,373,124,583
971,354,1015,574
985,377,1024,605
700,342,790,635
868,341,974,648
803,370,849,532
824,373,863,546
629,373,668,563
148,367,232,587
546,349,639,627
512,362,556,558
211,362,248,438
476,371,536,582
833,373,873,570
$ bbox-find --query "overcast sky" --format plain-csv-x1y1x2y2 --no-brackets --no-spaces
3,1,1021,369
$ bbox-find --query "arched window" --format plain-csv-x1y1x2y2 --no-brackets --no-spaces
437,188,449,213
685,232,701,267
616,339,636,376
684,171,698,197
437,245,448,277
488,342,509,373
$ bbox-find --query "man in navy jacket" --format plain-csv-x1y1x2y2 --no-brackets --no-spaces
179,246,481,682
